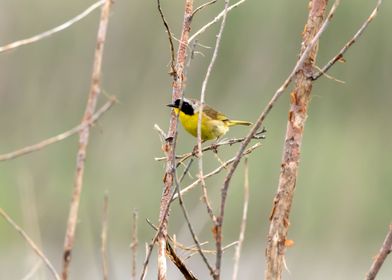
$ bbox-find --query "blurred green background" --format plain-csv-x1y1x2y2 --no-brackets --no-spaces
1,0,391,279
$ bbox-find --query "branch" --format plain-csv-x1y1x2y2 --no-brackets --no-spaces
0,208,60,280
264,1,333,279
131,209,139,280
312,0,382,81
157,0,194,279
192,0,218,18
232,158,249,280
157,0,176,75
0,0,105,54
61,0,113,279
188,0,247,43
365,223,392,280
0,97,116,161
101,193,109,280
197,0,231,231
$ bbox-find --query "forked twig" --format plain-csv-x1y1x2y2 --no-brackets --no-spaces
62,0,113,279
188,0,247,43
0,208,60,280
365,223,392,280
0,0,105,54
313,0,383,81
0,98,116,161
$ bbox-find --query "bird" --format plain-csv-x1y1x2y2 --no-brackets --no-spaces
167,98,252,141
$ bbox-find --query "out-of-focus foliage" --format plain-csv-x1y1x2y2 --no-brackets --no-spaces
0,0,391,279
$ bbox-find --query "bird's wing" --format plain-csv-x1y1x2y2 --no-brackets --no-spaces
203,104,229,121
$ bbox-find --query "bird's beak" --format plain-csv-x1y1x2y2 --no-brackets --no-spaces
167,103,176,108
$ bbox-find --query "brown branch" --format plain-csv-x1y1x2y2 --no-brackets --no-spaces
312,0,382,81
101,193,109,280
365,223,392,280
0,98,116,161
157,0,194,279
232,158,249,280
131,209,139,280
0,208,60,280
0,0,105,54
157,0,176,75
264,1,331,279
61,1,113,279
166,242,198,280
212,1,341,279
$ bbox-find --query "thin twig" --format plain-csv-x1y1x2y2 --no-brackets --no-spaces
154,129,266,162
101,193,109,280
188,0,247,43
365,223,392,280
215,2,341,278
21,261,42,280
0,0,105,54
192,0,218,18
312,0,383,81
0,208,60,280
157,0,176,75
197,0,230,230
232,158,249,280
171,142,262,201
131,209,139,280
173,168,215,276
62,1,113,279
0,98,116,161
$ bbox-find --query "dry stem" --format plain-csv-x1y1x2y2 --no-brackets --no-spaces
313,0,383,81
0,208,60,280
264,1,330,279
101,193,109,280
0,98,115,161
0,0,105,54
232,158,249,280
131,209,139,280
61,0,113,278
157,0,194,279
365,223,392,280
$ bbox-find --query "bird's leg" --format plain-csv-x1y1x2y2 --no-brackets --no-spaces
211,137,220,154
192,140,206,157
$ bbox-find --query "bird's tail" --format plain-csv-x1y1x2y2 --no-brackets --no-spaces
227,120,252,127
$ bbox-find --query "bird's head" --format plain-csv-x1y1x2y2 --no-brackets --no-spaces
167,98,197,116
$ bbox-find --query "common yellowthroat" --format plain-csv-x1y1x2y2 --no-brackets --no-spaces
167,98,252,141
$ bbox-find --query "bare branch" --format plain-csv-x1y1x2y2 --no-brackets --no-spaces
157,0,194,279
171,142,262,201
232,158,249,280
192,0,218,18
188,0,247,43
197,0,230,231
0,98,116,161
61,1,113,279
166,242,199,280
365,223,392,280
157,0,176,75
101,193,109,280
313,0,383,81
131,209,139,280
0,208,60,280
0,0,105,54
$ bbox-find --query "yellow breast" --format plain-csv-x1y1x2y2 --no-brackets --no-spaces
176,109,228,140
